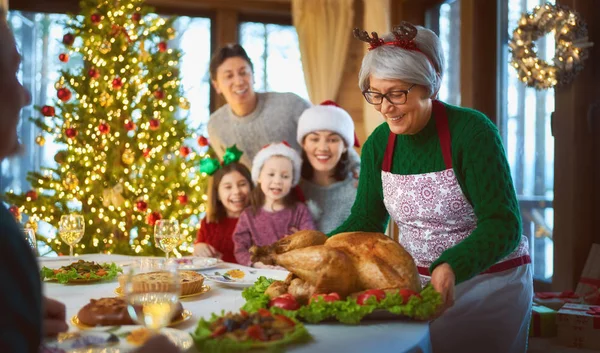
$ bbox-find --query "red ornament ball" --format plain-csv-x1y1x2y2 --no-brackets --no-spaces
41,105,55,117
62,33,75,46
26,190,38,201
9,205,20,218
142,148,152,158
136,200,148,212
58,53,69,63
146,211,162,226
88,68,100,79
179,146,190,157
65,127,77,138
158,42,167,53
177,194,188,205
98,122,110,134
57,88,72,102
149,119,160,131
124,120,136,131
153,90,164,100
112,77,123,90
197,136,209,147
91,13,102,24
132,12,142,22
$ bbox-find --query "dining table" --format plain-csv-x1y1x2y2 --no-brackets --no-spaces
41,254,432,353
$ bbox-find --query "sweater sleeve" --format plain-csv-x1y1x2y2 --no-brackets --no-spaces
430,122,522,284
195,218,208,244
296,203,316,231
328,131,389,236
232,210,254,266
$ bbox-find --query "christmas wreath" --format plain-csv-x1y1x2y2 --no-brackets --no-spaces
509,3,593,90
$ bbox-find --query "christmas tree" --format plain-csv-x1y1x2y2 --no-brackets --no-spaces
4,0,210,256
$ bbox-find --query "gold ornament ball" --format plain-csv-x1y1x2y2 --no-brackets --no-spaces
99,92,113,107
179,98,190,110
63,172,79,190
35,135,46,146
121,149,135,165
54,151,67,164
166,27,175,40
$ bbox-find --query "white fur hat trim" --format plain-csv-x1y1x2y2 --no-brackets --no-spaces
296,104,355,147
251,142,302,187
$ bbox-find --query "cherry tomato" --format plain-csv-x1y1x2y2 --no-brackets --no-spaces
356,289,386,305
257,308,272,317
239,309,249,318
310,292,341,303
247,324,267,341
398,289,421,304
269,296,300,311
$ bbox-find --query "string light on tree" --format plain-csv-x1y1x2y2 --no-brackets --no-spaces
509,3,594,90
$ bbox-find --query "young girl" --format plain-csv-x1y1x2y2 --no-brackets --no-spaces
296,100,359,234
195,147,253,263
233,142,315,267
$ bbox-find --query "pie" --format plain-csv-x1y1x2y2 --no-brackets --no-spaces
77,297,183,327
119,270,204,296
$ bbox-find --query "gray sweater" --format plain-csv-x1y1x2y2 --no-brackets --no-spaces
207,92,310,168
300,177,357,234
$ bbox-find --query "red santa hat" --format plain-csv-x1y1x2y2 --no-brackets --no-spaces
251,141,303,187
296,100,360,148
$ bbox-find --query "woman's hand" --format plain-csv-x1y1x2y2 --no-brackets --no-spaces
193,242,221,258
430,263,456,317
43,296,68,337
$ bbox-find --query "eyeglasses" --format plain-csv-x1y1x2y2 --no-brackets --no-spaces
362,84,416,105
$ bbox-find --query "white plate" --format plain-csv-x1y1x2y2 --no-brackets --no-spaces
44,327,193,353
203,268,288,288
173,256,220,271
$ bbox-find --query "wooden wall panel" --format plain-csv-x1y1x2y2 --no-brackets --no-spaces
553,0,600,291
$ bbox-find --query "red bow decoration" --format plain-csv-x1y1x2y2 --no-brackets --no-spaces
535,290,580,300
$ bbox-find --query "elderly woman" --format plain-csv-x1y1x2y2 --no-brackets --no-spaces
296,101,358,233
331,22,532,353
207,44,361,171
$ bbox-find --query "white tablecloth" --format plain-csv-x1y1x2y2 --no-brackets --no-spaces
41,254,431,353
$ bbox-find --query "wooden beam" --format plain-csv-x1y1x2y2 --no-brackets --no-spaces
459,0,497,122
553,0,600,291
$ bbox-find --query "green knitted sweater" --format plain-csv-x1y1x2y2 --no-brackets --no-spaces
330,102,522,285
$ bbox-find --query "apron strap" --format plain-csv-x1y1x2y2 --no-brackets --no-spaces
433,100,452,169
417,255,532,277
382,130,396,172
381,100,452,172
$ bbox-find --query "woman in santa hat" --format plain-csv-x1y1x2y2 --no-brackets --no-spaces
296,101,360,233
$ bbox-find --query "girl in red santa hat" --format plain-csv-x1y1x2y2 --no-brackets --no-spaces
233,142,315,267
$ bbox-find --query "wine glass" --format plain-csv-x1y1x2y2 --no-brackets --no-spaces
23,226,38,256
124,259,180,331
58,214,85,257
154,219,180,259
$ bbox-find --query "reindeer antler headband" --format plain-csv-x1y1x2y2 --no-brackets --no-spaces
353,22,437,73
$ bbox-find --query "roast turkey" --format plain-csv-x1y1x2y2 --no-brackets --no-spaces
251,230,421,303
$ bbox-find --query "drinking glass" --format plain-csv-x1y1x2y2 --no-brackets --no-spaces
58,214,85,257
154,219,180,259
123,259,180,331
23,226,38,256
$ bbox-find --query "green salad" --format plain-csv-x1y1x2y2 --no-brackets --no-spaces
192,309,311,353
40,260,122,284
241,277,442,324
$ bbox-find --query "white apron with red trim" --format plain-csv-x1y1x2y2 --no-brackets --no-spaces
381,100,533,353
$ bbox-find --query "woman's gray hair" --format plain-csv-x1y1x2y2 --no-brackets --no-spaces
358,26,444,98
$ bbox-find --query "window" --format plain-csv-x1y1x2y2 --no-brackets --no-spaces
499,0,555,281
239,22,309,100
426,0,461,105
